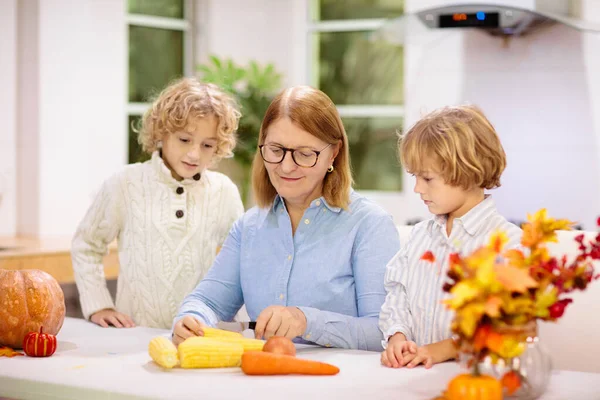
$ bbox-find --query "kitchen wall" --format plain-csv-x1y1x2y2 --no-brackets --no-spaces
1,0,599,236
398,0,600,229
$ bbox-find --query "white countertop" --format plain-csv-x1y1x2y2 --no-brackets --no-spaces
1,318,599,400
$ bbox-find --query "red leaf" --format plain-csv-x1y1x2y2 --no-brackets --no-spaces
449,253,462,265
549,298,573,319
421,251,436,263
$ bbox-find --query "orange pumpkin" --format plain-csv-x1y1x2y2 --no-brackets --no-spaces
447,373,503,400
0,269,65,349
23,327,57,357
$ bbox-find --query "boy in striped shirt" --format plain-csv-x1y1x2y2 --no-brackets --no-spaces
379,105,522,369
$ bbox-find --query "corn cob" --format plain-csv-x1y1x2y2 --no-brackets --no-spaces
178,337,244,368
201,327,244,338
148,336,179,369
209,336,265,352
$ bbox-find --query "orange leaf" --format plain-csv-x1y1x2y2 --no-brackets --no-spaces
421,251,436,263
0,346,24,358
501,370,522,395
494,264,539,293
504,249,526,268
486,331,505,354
484,296,503,317
489,231,509,253
473,325,491,351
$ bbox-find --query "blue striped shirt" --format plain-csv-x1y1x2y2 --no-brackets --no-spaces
379,195,522,347
175,191,400,351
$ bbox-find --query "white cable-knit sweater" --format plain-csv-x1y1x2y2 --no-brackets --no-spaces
71,151,244,328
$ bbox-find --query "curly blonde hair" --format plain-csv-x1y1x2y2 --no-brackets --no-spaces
137,77,241,160
400,104,506,190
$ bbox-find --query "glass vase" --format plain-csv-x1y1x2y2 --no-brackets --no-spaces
464,323,552,400
493,335,553,400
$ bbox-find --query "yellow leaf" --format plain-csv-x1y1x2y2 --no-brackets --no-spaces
465,247,496,271
521,209,573,248
457,303,486,338
0,347,24,357
473,254,502,290
494,264,539,293
497,337,526,359
534,288,558,318
447,281,482,309
500,293,535,316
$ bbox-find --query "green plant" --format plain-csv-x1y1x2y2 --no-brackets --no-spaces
197,56,283,202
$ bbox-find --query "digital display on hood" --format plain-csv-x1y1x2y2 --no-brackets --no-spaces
439,11,499,28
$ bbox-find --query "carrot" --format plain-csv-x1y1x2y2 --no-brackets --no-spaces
241,351,339,376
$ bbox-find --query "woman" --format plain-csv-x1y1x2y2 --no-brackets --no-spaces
172,86,400,350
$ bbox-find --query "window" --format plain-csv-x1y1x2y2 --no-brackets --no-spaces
308,0,404,191
127,0,192,164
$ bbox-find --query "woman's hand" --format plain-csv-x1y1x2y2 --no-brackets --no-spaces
172,316,206,346
90,309,136,328
254,306,307,340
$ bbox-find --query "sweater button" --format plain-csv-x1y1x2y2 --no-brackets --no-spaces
193,173,201,181
176,187,184,195
175,210,184,218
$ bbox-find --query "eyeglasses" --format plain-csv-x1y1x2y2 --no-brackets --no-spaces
259,143,331,168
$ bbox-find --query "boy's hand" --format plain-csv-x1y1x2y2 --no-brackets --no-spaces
381,333,417,368
172,316,206,346
90,308,135,328
404,345,434,369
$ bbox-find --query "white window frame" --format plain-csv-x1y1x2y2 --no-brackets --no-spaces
306,2,405,195
306,8,405,120
126,0,194,119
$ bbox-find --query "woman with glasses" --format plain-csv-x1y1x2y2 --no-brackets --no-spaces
172,86,400,350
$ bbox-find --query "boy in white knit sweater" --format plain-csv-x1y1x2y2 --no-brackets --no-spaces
71,78,245,329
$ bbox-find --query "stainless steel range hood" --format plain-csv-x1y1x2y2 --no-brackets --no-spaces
376,2,600,44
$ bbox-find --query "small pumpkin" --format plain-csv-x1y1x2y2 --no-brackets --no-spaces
23,327,57,357
0,269,66,349
446,373,503,400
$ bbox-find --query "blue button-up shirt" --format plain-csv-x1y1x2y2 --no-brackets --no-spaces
174,191,400,351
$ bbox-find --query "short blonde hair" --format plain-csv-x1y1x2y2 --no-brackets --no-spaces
137,77,241,161
252,86,353,209
400,105,506,190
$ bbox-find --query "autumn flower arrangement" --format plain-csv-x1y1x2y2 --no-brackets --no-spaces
425,209,600,399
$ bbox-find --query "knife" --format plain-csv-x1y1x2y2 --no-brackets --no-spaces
216,321,256,333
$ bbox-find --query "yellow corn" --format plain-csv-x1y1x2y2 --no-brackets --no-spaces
178,337,244,368
202,327,244,338
148,336,179,369
209,336,265,352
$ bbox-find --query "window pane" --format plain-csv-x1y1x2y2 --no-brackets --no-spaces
129,26,184,102
345,117,402,191
315,32,403,105
314,0,404,21
128,0,184,19
128,115,151,164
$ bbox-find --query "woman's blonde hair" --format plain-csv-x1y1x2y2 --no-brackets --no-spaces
400,105,506,190
137,77,241,161
252,86,353,209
